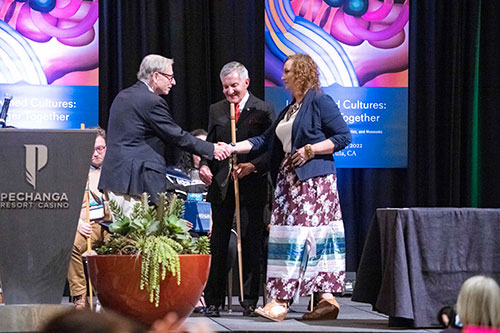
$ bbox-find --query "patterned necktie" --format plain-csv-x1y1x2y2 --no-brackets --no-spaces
235,103,241,123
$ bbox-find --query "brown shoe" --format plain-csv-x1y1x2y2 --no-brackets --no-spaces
0,292,3,304
254,300,288,322
73,294,89,310
302,297,340,320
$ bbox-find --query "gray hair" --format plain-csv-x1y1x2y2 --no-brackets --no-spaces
219,61,248,80
456,275,500,328
137,54,174,81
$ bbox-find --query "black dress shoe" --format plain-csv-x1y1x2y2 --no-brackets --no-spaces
242,305,258,317
204,305,220,317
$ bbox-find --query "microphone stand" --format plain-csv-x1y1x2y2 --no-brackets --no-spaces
0,94,13,129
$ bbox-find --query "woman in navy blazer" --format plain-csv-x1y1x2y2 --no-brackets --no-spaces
233,54,351,321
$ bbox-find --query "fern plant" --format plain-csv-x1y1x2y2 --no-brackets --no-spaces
97,192,210,307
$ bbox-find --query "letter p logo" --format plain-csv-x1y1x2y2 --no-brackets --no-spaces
25,144,48,190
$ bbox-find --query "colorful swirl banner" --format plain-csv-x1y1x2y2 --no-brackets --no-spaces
0,0,98,129
265,0,409,168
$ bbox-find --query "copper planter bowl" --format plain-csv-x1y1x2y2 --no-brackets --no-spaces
87,254,211,327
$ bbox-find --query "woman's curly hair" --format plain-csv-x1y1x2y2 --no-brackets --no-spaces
285,53,320,95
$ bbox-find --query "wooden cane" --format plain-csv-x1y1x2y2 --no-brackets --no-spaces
230,103,245,303
81,124,94,310
83,182,94,310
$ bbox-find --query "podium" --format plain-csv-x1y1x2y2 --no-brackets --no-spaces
0,129,95,331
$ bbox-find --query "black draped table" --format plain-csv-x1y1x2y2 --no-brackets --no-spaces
351,208,500,328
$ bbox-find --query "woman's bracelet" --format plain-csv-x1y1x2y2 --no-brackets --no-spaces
304,144,315,159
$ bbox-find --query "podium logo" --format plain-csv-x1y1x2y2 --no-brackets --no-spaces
25,144,48,190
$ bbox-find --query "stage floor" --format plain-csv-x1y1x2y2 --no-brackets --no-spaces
0,295,441,332
182,296,442,333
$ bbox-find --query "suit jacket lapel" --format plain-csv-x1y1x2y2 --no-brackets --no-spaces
220,100,231,122
237,93,258,124
291,89,315,151
221,93,257,125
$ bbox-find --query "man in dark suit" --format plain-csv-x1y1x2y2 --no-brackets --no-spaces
99,54,231,209
200,61,274,317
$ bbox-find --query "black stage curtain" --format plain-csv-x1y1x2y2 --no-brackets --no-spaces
99,0,500,272
99,0,264,131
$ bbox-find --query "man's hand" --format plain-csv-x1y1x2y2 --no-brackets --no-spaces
213,142,232,160
199,165,213,186
234,162,255,179
183,219,193,230
77,219,93,238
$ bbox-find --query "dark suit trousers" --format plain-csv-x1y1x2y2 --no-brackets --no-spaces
204,183,266,308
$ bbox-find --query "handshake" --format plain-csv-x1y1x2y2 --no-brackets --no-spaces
213,142,237,160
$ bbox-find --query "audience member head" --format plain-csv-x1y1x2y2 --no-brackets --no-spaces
41,309,145,333
191,128,207,140
219,61,249,105
91,127,106,169
437,305,458,328
456,275,500,329
137,54,176,95
190,129,207,169
282,53,320,98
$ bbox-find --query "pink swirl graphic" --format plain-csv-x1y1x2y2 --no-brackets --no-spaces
344,3,409,41
361,0,392,21
30,1,98,39
50,0,83,18
1,0,98,46
288,0,409,86
292,0,408,48
0,0,99,85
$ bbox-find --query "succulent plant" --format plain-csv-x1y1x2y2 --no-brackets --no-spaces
97,192,210,307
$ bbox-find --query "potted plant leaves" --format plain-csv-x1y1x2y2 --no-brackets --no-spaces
86,192,211,327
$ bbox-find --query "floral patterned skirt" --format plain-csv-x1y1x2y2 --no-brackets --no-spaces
266,156,345,300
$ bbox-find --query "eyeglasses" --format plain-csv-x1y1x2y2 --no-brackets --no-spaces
157,71,175,82
94,146,106,153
